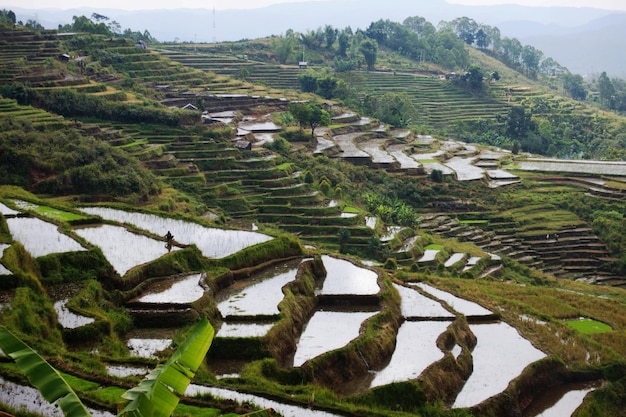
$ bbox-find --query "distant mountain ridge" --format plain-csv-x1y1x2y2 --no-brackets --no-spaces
8,0,625,76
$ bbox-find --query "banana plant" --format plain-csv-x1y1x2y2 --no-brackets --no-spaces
0,317,215,417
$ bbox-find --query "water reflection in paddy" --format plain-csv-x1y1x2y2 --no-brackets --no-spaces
186,385,342,417
217,322,274,338
80,207,272,258
393,284,454,318
319,255,379,295
0,376,114,417
452,322,546,408
6,217,85,257
413,283,493,316
54,299,95,329
0,202,18,215
0,243,10,275
75,224,178,275
137,273,205,304
293,311,376,367
127,337,171,359
370,321,449,388
217,260,299,317
106,364,149,378
528,383,596,417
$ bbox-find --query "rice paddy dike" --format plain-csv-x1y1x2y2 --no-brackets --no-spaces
0,27,625,417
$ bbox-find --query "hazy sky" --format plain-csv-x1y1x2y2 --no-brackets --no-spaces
3,0,626,11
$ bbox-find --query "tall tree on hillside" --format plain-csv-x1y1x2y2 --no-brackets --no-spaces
324,25,338,50
0,9,16,28
273,33,296,64
337,27,352,57
359,38,378,70
462,66,485,91
475,28,490,49
521,45,543,78
598,71,616,108
374,92,419,128
563,73,587,101
501,37,522,66
403,16,436,39
289,102,330,139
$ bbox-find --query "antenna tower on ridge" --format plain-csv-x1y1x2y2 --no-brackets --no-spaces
212,6,216,43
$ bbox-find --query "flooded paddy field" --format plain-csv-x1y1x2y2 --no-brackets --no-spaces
216,259,300,317
80,207,272,258
318,255,379,295
393,283,454,318
54,299,95,329
413,282,493,317
75,224,178,276
6,216,85,257
452,321,546,408
186,385,342,417
292,310,377,367
370,320,449,388
136,273,206,304
0,376,113,417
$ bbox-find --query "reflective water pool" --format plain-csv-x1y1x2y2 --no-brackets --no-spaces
217,260,299,317
0,243,10,275
0,202,18,215
136,273,205,304
54,299,95,329
528,383,596,417
80,207,272,258
393,284,454,318
217,322,275,338
0,376,113,417
370,321,449,388
75,224,178,275
186,385,342,417
293,311,377,367
106,364,149,378
413,283,493,316
6,217,85,257
452,322,546,408
319,256,379,295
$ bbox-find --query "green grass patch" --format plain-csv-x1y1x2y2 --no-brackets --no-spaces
565,318,612,334
34,205,88,222
425,244,444,250
343,206,360,214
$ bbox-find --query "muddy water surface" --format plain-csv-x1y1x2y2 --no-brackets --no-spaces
80,207,272,258
75,224,178,275
319,255,379,295
6,217,85,257
293,311,376,367
452,322,546,408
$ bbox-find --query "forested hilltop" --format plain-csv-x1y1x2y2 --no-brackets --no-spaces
0,10,626,417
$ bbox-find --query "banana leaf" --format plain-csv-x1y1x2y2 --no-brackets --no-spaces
118,317,214,417
0,325,92,417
